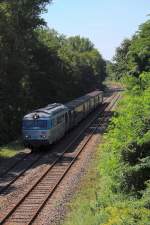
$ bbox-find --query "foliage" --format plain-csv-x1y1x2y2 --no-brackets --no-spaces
106,39,131,80
107,19,150,80
0,140,22,158
95,18,150,225
63,78,150,225
0,2,106,145
128,20,150,75
63,16,150,225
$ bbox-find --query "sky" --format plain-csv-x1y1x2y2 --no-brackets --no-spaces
43,0,149,60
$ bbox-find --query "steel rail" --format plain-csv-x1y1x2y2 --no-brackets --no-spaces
0,152,32,178
0,93,120,225
0,94,111,196
28,94,120,225
0,98,109,195
0,153,42,195
28,93,120,225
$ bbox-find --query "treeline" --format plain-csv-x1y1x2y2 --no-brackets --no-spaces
0,1,106,145
92,19,150,224
63,18,150,224
107,18,150,80
68,18,150,225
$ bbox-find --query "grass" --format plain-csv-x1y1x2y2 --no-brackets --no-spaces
63,138,150,225
63,87,150,225
63,144,102,225
103,79,122,88
0,140,23,158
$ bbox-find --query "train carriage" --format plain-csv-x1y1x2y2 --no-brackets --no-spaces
22,90,103,150
23,103,68,148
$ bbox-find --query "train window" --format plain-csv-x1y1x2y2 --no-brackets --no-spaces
38,120,47,128
23,120,47,129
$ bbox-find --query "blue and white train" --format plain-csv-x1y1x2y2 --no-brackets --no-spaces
22,90,103,150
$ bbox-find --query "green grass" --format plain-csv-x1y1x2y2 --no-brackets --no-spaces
63,82,150,225
63,146,102,225
63,139,150,225
103,79,123,88
0,140,23,158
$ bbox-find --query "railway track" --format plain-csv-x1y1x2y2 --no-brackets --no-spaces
0,153,43,195
0,93,120,225
0,93,111,195
0,90,112,187
0,152,31,178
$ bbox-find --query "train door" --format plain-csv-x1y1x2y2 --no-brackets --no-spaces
84,101,88,115
96,95,99,107
83,103,86,116
50,117,57,143
65,111,69,132
98,95,100,104
94,96,97,108
73,110,77,126
56,113,66,140
87,100,90,113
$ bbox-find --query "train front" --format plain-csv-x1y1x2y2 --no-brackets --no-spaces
22,111,51,149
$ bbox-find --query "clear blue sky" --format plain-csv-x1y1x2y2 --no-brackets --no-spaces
43,0,149,60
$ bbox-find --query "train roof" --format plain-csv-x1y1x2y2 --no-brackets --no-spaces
65,90,102,109
24,103,67,119
86,90,103,97
23,90,103,119
65,95,90,109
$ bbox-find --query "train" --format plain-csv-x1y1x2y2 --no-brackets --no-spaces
22,90,103,150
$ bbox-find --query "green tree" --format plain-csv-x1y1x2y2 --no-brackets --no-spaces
107,39,131,80
0,0,52,144
0,2,106,146
107,19,150,80
127,19,150,76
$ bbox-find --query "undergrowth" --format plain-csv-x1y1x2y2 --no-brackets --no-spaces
0,140,23,158
63,73,150,225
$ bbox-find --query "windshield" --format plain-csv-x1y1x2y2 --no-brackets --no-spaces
23,120,49,130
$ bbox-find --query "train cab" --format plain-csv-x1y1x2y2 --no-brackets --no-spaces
22,103,68,148
22,90,103,150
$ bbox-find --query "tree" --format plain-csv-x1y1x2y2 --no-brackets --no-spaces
108,19,150,80
0,2,106,145
0,0,52,144
127,20,150,76
109,38,131,80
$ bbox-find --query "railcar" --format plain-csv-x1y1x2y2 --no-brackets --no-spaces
22,90,103,150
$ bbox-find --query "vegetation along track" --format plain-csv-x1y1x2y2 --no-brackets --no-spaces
0,92,112,196
0,91,112,195
0,93,120,225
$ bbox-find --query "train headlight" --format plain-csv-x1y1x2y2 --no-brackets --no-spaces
25,135,31,139
33,113,39,119
40,135,46,139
